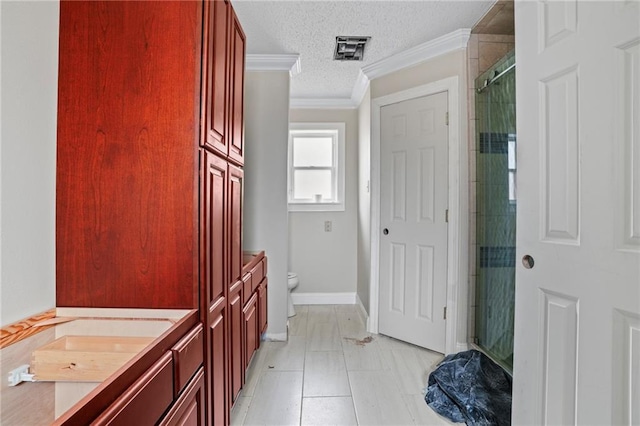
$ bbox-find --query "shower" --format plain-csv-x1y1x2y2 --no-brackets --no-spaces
474,50,516,372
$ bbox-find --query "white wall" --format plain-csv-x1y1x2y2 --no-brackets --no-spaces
288,109,358,298
1,1,59,327
244,71,290,339
357,88,371,314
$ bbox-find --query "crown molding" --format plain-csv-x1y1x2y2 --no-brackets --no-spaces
350,69,370,107
290,97,357,109
361,28,471,80
246,54,301,76
347,28,470,108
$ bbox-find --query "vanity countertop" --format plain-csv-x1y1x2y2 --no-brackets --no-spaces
242,250,266,275
0,307,197,426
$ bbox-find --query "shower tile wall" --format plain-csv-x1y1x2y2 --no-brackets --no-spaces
466,34,514,343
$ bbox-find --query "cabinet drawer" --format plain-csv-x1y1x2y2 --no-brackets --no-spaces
159,367,205,426
92,352,174,426
242,273,252,305
171,324,204,397
250,261,264,294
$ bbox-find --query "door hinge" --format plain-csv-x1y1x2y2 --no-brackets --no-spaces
443,307,447,320
445,209,449,223
445,112,449,126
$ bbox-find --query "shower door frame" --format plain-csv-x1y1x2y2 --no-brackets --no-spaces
472,50,517,373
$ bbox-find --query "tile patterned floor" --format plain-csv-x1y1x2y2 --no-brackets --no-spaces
231,304,455,426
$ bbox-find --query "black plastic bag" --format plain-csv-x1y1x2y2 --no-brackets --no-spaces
425,350,512,425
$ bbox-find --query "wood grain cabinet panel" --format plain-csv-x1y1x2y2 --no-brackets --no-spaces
171,324,204,397
259,278,268,335
228,280,244,407
243,294,258,370
200,150,229,425
92,353,174,426
160,368,206,426
56,0,202,309
208,304,227,426
201,151,228,317
228,8,246,165
229,164,244,284
242,273,252,305
202,0,230,156
250,262,264,294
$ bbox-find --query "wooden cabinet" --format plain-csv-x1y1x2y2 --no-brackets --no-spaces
259,278,268,335
243,293,258,370
202,0,245,167
202,0,229,157
55,1,261,423
201,151,227,320
208,304,227,426
228,8,246,165
93,353,175,426
92,324,205,426
171,325,204,398
160,369,206,426
200,150,228,424
228,280,244,406
241,253,267,370
56,0,202,309
229,164,244,284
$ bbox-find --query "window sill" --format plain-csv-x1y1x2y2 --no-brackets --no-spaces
288,202,345,212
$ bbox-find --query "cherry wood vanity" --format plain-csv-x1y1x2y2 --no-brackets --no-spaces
1,1,265,425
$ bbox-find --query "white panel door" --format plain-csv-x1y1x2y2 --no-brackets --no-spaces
513,1,640,424
379,92,448,353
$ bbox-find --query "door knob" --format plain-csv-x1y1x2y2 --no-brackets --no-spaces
383,228,389,235
522,255,535,269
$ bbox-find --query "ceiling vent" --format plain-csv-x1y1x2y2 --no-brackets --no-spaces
334,36,370,61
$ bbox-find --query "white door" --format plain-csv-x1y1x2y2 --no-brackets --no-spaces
379,92,449,353
513,1,640,424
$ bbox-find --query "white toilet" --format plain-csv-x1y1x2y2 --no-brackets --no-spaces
287,272,299,317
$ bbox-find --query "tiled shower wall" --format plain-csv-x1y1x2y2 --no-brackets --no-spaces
466,34,515,342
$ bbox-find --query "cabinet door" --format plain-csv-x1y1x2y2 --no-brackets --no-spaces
228,164,243,284
228,280,244,406
159,368,205,426
201,0,229,156
243,294,258,370
227,8,246,165
201,151,227,317
201,147,229,426
259,278,268,335
208,304,226,426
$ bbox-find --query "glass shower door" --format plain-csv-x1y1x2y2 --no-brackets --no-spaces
474,51,516,372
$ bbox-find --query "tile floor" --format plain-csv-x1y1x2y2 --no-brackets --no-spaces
230,304,455,426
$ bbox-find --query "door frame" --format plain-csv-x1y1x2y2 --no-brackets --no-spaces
369,76,468,355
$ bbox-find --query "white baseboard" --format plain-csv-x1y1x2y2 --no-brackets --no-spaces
455,342,469,353
263,332,287,342
355,294,369,326
291,292,356,305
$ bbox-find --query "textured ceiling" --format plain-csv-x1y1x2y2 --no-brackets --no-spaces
233,1,495,100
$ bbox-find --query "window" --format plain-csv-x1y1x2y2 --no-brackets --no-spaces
288,122,345,211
